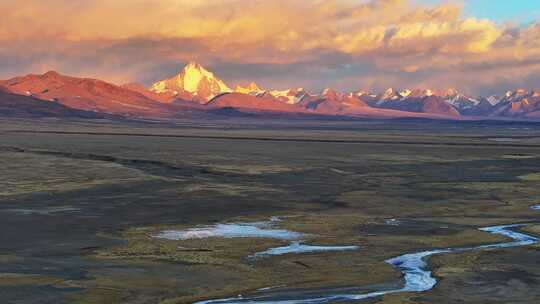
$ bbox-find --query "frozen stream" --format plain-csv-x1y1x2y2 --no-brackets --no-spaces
196,205,540,304
154,217,359,257
251,242,359,258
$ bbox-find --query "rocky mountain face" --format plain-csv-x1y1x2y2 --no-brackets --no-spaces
488,90,540,118
207,92,303,113
370,89,461,117
0,71,194,118
0,89,112,118
366,88,540,118
121,83,178,104
297,89,369,115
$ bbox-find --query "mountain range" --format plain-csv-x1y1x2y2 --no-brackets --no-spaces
1,62,540,121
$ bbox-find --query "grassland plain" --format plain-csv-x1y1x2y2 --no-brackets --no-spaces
0,118,540,303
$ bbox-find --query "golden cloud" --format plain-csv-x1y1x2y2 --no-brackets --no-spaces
0,0,539,94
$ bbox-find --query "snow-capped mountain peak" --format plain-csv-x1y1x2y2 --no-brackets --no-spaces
235,82,263,95
486,95,502,106
376,88,399,105
353,90,367,97
444,93,480,110
150,62,231,102
382,88,396,98
399,89,412,98
268,88,310,104
182,62,229,93
321,88,334,96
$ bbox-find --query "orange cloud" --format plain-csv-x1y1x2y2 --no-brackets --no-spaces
0,0,539,95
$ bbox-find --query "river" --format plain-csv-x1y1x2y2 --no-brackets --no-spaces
196,204,540,304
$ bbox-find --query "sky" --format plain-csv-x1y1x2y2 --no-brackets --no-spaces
464,0,539,24
422,1,539,23
1,0,540,96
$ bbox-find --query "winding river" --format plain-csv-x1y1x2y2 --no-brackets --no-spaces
196,205,540,304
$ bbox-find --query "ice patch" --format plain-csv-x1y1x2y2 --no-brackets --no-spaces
385,218,401,226
5,207,81,215
488,137,518,142
153,219,304,241
252,242,359,258
257,285,286,292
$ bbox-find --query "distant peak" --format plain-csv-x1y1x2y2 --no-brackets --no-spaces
150,61,231,101
399,89,412,97
235,82,263,94
42,70,61,78
186,61,201,67
354,90,367,96
409,88,435,98
321,88,341,99
184,61,206,72
247,82,261,90
445,88,459,96
180,62,216,79
381,88,398,99
322,88,337,95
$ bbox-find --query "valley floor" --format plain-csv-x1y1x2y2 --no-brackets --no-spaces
1,118,540,303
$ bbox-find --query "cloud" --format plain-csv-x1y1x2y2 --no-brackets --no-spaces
0,0,539,95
